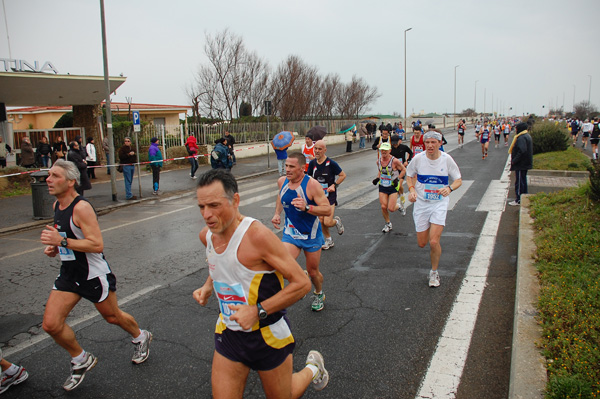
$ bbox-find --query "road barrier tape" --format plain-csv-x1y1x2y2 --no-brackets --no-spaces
0,140,299,179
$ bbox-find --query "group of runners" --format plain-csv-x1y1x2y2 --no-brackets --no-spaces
473,118,516,159
568,118,600,158
4,122,465,397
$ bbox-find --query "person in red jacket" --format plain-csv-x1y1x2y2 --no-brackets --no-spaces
185,135,199,179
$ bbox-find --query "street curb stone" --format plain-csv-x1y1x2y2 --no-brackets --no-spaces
509,194,547,398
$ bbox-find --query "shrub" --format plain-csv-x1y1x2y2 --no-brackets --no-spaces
588,161,600,202
546,375,593,399
530,121,569,154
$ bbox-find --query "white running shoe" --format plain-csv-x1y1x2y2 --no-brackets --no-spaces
0,365,29,394
382,222,392,233
306,350,329,391
429,270,440,288
334,216,344,235
132,330,153,364
508,200,520,206
321,238,334,250
63,352,97,391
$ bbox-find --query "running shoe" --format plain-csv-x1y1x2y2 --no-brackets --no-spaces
398,196,406,216
321,238,334,250
334,216,344,235
152,191,158,195
306,350,329,391
429,270,440,288
0,366,29,394
508,200,520,206
311,292,325,312
63,352,97,391
382,222,392,233
132,330,153,364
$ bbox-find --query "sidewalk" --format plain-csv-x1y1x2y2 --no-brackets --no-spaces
0,140,369,235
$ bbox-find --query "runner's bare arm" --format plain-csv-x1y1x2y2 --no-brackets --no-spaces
271,177,285,229
302,177,333,216
40,200,104,253
193,227,213,306
229,222,311,329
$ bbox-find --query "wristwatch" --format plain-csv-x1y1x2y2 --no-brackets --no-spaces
257,302,268,319
304,204,310,212
60,238,68,248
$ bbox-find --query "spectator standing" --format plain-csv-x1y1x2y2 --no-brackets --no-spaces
53,136,68,163
37,136,52,168
118,137,137,200
85,137,97,179
210,138,232,170
272,143,288,177
358,123,368,149
223,130,236,165
345,127,354,152
185,135,199,179
508,123,533,206
148,137,163,195
0,136,12,168
67,141,92,196
20,137,36,168
102,136,110,175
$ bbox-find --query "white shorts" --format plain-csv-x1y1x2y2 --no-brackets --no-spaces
412,199,448,232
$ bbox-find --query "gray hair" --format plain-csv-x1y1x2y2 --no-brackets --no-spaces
53,159,80,186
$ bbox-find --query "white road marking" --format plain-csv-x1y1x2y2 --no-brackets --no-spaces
416,157,511,399
2,283,167,358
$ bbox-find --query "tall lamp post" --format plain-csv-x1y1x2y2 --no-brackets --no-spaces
588,75,592,104
453,65,459,129
404,27,412,132
474,80,478,116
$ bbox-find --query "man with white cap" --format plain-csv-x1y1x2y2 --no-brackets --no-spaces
372,141,406,233
406,131,462,287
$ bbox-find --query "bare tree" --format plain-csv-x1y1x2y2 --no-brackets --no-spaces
573,101,598,120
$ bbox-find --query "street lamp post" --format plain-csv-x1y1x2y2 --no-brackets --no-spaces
404,27,412,132
573,85,576,112
588,75,592,104
453,65,459,129
474,80,478,115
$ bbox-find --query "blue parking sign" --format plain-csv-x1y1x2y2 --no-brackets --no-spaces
133,111,140,132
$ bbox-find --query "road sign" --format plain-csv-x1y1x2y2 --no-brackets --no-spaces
133,111,140,132
264,100,272,116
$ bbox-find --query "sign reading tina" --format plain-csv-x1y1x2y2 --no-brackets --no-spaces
1,59,59,74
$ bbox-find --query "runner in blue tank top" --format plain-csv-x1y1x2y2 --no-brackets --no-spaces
272,152,332,312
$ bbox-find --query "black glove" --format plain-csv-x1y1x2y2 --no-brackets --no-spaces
372,178,380,185
393,178,399,187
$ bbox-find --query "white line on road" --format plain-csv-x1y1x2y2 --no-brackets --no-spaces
0,205,196,262
2,283,166,359
416,157,511,399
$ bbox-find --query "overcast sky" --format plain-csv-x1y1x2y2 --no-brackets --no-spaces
2,0,599,117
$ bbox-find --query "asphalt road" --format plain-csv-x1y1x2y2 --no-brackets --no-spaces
0,128,519,398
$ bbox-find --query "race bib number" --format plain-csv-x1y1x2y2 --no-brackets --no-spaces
284,220,308,240
320,182,329,197
380,174,392,187
58,232,76,261
214,281,248,318
414,147,423,154
424,184,444,201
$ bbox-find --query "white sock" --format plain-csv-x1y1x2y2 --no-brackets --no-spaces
5,364,19,375
72,350,86,364
306,364,319,379
132,329,145,343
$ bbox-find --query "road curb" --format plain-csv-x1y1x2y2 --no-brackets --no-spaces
508,194,547,398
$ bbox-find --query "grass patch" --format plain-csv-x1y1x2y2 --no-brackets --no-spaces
0,167,33,198
530,185,600,398
533,147,592,171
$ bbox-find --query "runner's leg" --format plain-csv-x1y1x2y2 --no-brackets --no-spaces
211,351,250,398
94,291,141,337
259,354,314,399
42,291,83,357
305,250,323,293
